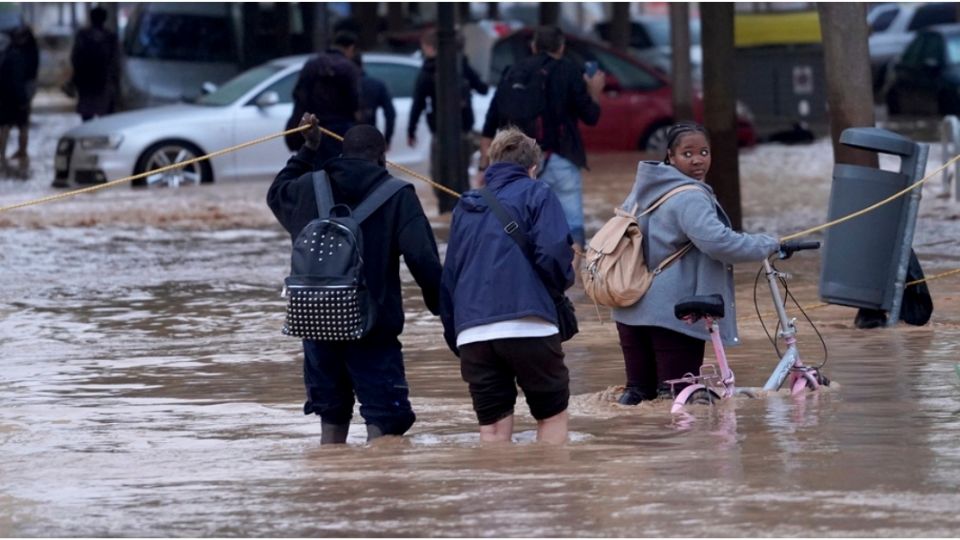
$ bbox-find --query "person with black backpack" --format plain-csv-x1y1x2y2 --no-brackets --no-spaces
267,114,443,444
480,26,605,253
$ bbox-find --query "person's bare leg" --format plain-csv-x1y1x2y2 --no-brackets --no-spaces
536,410,568,444
14,123,28,158
479,414,514,443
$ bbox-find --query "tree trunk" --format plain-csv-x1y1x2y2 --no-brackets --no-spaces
818,3,878,168
487,3,499,20
609,3,631,51
669,3,694,122
701,3,742,230
387,3,405,33
311,3,329,53
435,3,466,212
353,3,380,50
540,3,560,27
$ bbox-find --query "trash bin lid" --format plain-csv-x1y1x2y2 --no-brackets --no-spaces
840,127,916,157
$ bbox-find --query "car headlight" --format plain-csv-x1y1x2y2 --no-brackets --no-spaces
78,135,124,150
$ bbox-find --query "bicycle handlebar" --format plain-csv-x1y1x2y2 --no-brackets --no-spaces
778,240,821,259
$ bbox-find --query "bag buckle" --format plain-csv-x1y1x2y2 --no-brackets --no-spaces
504,221,519,234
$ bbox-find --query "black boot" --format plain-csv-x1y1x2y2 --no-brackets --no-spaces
366,423,384,442
320,422,349,444
617,386,647,405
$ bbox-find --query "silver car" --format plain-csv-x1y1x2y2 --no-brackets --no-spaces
54,53,491,188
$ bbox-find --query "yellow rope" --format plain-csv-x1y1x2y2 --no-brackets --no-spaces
0,125,314,213
317,126,461,199
0,124,462,214
755,266,960,320
780,150,960,241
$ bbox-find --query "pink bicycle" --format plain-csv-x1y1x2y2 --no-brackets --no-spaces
665,240,830,413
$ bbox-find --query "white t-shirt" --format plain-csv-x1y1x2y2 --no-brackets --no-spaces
456,316,559,347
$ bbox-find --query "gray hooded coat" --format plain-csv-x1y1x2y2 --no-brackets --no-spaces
612,161,780,345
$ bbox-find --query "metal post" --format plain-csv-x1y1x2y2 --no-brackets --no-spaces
940,115,960,201
435,3,465,212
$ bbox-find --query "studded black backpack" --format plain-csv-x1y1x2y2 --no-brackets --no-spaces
282,171,408,340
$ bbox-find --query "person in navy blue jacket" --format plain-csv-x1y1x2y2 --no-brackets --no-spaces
440,127,575,444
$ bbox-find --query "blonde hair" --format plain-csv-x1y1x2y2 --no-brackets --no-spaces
489,127,542,171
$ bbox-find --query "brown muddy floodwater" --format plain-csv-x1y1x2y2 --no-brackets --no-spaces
2,136,960,536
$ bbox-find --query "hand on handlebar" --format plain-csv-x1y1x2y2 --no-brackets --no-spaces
778,240,821,260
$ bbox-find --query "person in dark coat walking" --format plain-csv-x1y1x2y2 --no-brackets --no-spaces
0,26,36,178
70,6,119,122
481,26,604,251
268,114,443,444
440,127,575,444
284,31,361,167
408,29,489,214
355,55,396,151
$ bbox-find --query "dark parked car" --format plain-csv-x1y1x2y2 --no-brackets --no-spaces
490,29,755,153
885,23,960,116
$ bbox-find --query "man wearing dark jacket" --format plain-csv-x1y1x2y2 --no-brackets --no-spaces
268,114,443,444
355,55,396,151
284,31,361,165
480,26,604,250
441,127,575,444
70,6,119,122
408,29,489,214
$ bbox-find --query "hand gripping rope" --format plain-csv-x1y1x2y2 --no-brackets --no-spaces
0,124,459,215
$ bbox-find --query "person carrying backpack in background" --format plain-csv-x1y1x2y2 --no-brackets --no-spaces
267,113,443,444
70,6,119,122
284,31,361,166
408,29,489,215
480,25,605,254
613,123,780,406
440,127,575,444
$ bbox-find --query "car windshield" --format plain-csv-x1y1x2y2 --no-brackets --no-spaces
195,65,283,106
126,11,236,62
947,35,960,65
645,19,701,46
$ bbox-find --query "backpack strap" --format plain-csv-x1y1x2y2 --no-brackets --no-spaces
351,177,410,223
312,171,335,217
637,185,705,275
638,184,702,217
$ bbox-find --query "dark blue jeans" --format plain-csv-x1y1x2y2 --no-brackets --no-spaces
302,335,416,436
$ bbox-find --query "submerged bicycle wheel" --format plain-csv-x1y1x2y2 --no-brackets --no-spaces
685,388,721,405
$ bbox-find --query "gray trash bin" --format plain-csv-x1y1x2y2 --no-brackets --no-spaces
819,127,928,326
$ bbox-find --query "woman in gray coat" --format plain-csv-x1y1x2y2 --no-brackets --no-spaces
614,123,780,405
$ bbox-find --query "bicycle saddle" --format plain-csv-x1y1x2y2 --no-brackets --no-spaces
674,294,725,320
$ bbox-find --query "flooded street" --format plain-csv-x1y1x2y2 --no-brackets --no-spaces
2,114,960,536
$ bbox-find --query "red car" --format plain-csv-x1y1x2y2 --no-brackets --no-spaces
489,30,757,153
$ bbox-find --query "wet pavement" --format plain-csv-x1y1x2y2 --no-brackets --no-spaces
2,113,960,536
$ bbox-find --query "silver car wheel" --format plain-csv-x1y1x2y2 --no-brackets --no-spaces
644,125,671,155
143,145,202,188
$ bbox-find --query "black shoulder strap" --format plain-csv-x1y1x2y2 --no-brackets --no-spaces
478,187,560,298
352,177,409,223
312,171,334,217
479,187,529,254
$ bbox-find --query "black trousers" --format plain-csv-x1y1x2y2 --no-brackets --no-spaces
615,323,705,398
302,335,415,436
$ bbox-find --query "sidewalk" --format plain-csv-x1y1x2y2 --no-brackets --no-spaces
32,87,75,114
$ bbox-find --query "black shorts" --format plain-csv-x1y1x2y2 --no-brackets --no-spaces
459,335,570,425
